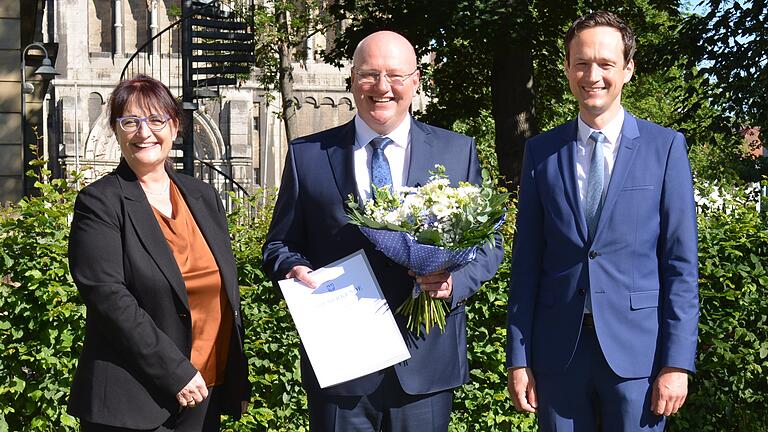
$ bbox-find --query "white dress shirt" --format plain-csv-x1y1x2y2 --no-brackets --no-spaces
575,108,625,211
353,114,412,201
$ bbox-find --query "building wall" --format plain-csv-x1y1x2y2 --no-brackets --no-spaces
0,1,23,203
55,0,359,193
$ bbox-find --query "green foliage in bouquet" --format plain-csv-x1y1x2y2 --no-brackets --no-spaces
398,288,451,336
346,165,509,336
347,165,509,249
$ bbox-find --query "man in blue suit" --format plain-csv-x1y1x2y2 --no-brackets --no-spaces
263,30,503,431
506,11,699,431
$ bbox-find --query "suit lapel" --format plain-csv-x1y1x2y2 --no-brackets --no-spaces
595,113,641,240
326,120,362,207
558,121,588,242
117,162,190,311
405,120,435,187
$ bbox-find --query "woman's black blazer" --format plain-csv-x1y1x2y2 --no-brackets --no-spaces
67,161,250,429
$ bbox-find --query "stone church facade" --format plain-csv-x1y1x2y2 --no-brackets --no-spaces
52,0,370,193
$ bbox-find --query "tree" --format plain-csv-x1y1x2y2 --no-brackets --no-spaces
325,0,696,191
326,0,536,190
673,0,768,183
249,0,339,142
683,0,768,129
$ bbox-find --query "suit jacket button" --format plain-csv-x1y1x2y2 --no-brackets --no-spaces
578,289,586,295
589,250,599,259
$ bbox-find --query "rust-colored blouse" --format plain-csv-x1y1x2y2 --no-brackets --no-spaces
152,181,232,387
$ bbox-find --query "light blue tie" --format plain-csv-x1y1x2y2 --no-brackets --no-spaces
585,131,606,240
370,137,393,196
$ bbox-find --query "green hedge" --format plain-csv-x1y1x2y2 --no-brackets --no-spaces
1,167,767,430
669,187,768,431
0,163,83,430
222,192,308,431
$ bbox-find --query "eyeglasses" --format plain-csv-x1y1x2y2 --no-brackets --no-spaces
117,114,170,132
354,68,418,87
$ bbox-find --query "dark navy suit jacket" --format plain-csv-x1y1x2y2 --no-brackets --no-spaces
506,112,699,378
263,118,504,396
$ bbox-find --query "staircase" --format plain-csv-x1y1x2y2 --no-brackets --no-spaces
187,0,256,98
120,0,255,210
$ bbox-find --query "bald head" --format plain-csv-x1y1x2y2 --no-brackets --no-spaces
352,31,417,70
350,30,420,135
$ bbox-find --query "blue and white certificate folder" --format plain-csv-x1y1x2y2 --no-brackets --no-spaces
278,250,411,388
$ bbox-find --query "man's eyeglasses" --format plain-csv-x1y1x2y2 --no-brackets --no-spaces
354,68,418,87
117,114,170,132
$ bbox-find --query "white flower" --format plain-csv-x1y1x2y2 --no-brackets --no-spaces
431,202,453,219
350,164,507,247
403,193,425,210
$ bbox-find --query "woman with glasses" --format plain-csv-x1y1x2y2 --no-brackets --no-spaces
67,75,250,431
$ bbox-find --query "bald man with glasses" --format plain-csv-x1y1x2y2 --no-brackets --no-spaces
263,31,503,431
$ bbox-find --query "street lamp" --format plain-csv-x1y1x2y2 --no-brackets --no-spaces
21,42,59,93
20,42,59,196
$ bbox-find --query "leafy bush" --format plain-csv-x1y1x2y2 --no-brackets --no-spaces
451,205,538,432
2,150,768,432
668,186,768,431
222,191,309,431
0,154,83,431
452,109,499,181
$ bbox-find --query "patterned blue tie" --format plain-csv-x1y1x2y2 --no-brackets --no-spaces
585,131,606,240
370,137,393,196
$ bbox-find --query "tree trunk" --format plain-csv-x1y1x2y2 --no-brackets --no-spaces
491,32,536,194
277,10,298,143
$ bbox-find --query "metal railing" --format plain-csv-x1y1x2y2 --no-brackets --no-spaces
119,1,225,83
119,0,254,205
195,157,250,212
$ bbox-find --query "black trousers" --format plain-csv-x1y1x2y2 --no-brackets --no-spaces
81,386,224,432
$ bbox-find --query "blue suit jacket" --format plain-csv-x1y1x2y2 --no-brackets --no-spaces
506,112,699,379
263,118,504,396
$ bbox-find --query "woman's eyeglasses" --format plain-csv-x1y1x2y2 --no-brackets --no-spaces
117,114,170,132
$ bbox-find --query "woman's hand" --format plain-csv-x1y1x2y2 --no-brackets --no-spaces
176,371,208,408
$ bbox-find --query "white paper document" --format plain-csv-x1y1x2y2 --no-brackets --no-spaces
279,250,411,388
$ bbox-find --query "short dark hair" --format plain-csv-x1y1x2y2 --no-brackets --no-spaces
108,74,182,133
564,10,636,66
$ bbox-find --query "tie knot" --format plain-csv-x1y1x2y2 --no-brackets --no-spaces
589,131,606,145
371,137,392,150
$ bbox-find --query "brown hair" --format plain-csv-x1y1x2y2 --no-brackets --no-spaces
564,10,636,67
108,74,182,133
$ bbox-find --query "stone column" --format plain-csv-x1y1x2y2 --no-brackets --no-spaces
227,99,252,188
114,0,123,54
149,0,158,54
148,0,158,73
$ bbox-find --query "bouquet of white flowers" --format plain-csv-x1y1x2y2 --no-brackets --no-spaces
347,165,508,336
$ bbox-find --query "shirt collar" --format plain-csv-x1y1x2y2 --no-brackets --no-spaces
354,114,411,150
577,108,625,146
